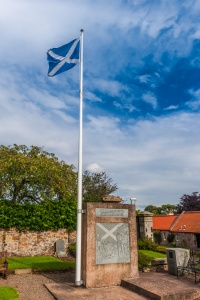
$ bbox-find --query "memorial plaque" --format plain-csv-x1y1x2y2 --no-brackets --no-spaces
56,239,65,253
96,208,128,218
96,222,130,264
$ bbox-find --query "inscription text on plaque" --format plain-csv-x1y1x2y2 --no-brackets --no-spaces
96,208,128,218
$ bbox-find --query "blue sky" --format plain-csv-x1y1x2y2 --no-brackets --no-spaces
1,0,200,209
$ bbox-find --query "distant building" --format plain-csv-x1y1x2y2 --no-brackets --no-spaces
137,211,200,248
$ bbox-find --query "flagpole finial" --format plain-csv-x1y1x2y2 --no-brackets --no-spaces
80,29,84,32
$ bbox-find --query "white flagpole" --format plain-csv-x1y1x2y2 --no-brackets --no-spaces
75,29,84,286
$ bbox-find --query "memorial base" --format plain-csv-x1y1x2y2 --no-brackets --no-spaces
81,202,138,288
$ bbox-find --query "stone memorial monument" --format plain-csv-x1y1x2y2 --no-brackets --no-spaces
81,198,138,288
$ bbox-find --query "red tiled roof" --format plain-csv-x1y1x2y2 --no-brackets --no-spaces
171,211,200,233
153,215,178,230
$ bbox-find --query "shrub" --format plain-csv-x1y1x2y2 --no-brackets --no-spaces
153,230,162,244
138,252,152,270
155,245,167,254
0,199,77,231
138,238,158,251
68,243,76,257
167,233,175,244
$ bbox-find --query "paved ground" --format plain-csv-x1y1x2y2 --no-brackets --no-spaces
0,269,200,300
45,281,148,300
122,272,200,300
0,270,75,300
45,271,200,300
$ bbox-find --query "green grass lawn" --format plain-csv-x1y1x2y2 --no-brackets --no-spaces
194,264,200,269
8,256,75,271
0,286,19,300
138,250,166,259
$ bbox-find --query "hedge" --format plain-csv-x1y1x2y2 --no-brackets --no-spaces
0,199,77,231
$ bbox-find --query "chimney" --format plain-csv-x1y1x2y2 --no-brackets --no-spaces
168,209,174,215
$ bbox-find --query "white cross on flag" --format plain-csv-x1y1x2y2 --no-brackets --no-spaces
47,38,80,77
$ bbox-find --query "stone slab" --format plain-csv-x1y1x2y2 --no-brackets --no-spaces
102,196,122,202
57,252,67,258
44,282,147,300
15,268,32,275
151,258,167,266
122,272,200,300
56,240,65,253
44,271,200,300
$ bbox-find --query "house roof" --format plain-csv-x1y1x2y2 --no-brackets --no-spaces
170,211,200,233
153,215,178,231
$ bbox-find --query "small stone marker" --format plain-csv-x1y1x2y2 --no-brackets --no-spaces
102,196,122,203
55,239,67,257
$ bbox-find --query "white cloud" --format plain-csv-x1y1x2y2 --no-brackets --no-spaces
86,163,105,173
0,0,200,211
91,79,128,98
164,105,179,111
186,89,200,110
139,75,151,83
85,91,102,102
113,101,136,112
142,93,157,109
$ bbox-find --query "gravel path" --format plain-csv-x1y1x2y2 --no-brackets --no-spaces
0,271,75,300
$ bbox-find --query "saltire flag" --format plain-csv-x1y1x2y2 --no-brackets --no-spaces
47,38,80,77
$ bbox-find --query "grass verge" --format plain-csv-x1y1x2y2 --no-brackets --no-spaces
138,250,166,259
0,286,19,300
8,256,75,271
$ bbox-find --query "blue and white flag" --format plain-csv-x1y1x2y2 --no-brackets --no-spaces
47,38,80,77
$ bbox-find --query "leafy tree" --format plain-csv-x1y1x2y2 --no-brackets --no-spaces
145,205,162,215
160,204,177,214
82,171,118,202
144,204,177,215
177,192,200,213
0,144,77,203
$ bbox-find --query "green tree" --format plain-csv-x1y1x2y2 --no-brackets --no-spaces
159,204,177,215
144,204,177,215
144,205,162,215
82,171,118,202
0,144,77,203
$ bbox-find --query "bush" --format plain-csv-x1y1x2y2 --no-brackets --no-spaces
167,233,175,244
138,238,158,251
0,199,77,231
153,230,162,244
138,252,152,270
68,243,76,257
155,245,167,254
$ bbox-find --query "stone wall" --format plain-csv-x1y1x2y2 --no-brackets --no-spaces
155,230,197,248
0,227,76,256
174,232,197,249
